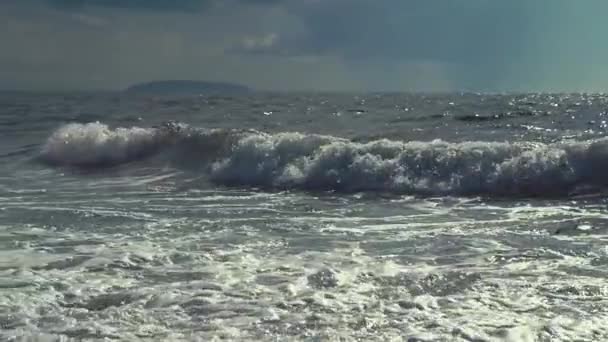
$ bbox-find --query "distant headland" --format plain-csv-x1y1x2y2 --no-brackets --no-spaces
124,80,252,95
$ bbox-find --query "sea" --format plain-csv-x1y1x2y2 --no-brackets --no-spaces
1,91,608,341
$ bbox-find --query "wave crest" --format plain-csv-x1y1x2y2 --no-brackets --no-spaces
40,122,608,196
40,123,164,166
210,135,589,196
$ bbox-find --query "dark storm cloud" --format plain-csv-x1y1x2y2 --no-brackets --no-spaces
48,0,205,10
290,1,529,61
2,0,608,91
45,0,281,11
259,0,608,90
224,0,534,89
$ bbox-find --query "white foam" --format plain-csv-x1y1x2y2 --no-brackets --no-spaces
40,122,162,166
210,132,608,196
40,122,608,196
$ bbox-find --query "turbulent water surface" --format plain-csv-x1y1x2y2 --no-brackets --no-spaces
1,92,608,341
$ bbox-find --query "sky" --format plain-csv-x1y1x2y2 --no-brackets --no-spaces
1,0,608,92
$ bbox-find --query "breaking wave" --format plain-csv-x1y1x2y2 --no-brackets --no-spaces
40,122,608,196
41,123,162,166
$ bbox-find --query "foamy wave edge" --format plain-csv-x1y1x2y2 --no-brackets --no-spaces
40,122,608,196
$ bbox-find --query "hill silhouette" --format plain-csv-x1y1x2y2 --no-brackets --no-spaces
125,80,251,95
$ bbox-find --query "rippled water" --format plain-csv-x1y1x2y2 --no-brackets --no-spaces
1,92,608,341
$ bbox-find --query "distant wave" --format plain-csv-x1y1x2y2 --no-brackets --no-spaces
40,122,608,196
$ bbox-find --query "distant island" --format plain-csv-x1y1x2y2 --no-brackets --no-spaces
125,80,251,95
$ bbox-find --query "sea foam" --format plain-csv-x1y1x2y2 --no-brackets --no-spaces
40,122,608,196
40,122,164,166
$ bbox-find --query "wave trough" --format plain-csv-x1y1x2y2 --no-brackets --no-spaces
40,122,608,196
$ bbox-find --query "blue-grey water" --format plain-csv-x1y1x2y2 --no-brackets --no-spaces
1,92,608,341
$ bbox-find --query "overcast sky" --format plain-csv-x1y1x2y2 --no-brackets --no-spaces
2,0,608,92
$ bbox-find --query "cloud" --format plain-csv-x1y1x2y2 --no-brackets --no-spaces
237,33,280,54
243,33,278,50
2,0,608,91
274,2,529,64
48,0,206,11
0,0,357,91
264,0,608,91
44,0,282,11
69,12,108,27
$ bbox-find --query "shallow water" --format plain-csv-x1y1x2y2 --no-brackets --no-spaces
1,92,608,341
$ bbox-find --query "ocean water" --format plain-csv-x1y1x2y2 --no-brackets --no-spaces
1,91,608,341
